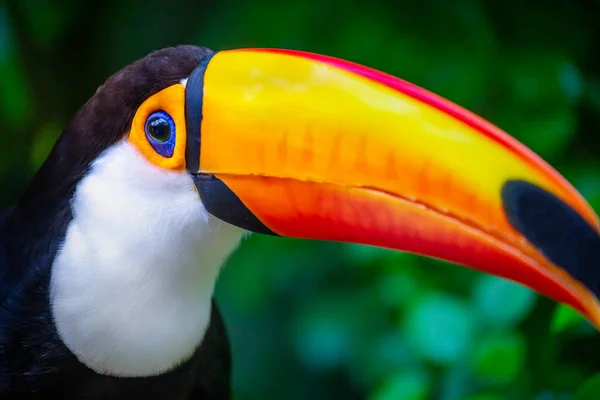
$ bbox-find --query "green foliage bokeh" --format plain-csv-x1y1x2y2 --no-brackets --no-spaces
2,1,600,399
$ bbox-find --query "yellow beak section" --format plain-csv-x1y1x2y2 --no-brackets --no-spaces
196,48,600,329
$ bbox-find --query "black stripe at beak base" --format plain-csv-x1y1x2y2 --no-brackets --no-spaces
185,51,216,173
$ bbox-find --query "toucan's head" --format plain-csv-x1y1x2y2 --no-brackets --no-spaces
30,45,600,377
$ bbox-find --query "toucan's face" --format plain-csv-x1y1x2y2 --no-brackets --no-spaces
49,46,600,378
125,48,600,328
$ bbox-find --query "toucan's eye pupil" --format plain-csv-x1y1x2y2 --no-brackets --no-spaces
147,117,171,143
144,110,176,158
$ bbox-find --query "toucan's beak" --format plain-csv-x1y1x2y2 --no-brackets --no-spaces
185,48,600,330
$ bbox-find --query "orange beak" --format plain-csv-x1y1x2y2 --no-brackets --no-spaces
185,48,600,330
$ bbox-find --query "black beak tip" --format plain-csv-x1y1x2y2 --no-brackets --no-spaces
501,179,600,297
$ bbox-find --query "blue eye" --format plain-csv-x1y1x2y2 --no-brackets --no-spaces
145,111,176,158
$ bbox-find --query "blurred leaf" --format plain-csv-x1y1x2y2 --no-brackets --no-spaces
17,0,77,47
587,78,600,112
464,394,506,400
370,370,431,400
498,52,581,159
376,270,419,309
0,8,31,129
353,331,417,387
405,294,475,365
470,333,526,384
439,366,472,400
515,108,576,160
506,51,578,107
534,391,572,400
30,122,61,170
551,305,588,334
294,308,353,370
218,236,274,311
549,366,590,395
344,243,397,265
422,47,490,111
559,162,600,210
559,63,584,102
574,373,600,400
292,290,383,372
334,11,394,66
473,275,537,329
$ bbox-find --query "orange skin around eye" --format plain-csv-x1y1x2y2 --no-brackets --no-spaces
128,84,187,171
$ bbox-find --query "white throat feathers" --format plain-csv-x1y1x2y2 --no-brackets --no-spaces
50,141,244,377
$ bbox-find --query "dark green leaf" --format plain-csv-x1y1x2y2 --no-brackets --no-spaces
405,294,475,365
551,305,588,334
473,275,537,329
370,370,431,400
470,333,526,383
575,374,600,400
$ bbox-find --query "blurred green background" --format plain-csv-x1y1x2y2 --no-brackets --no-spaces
2,1,600,399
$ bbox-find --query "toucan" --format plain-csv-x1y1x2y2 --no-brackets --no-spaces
0,45,599,399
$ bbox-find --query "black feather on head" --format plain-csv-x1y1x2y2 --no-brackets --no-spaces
19,45,213,217
1,45,213,310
